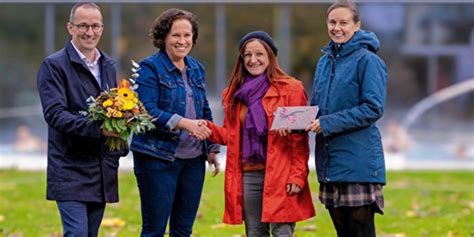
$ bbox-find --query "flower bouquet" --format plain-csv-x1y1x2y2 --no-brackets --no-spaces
84,61,155,151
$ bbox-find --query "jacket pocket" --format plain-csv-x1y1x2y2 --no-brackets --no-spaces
191,77,207,116
158,75,177,110
369,127,384,175
65,135,100,158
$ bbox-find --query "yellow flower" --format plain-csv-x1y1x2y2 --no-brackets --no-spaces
117,88,137,111
132,92,139,103
102,99,113,107
106,107,115,118
116,97,135,110
122,100,136,110
113,111,123,118
117,88,136,101
114,99,123,108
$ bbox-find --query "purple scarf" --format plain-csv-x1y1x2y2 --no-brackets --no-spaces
234,74,270,163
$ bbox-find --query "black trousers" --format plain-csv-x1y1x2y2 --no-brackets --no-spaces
327,204,376,237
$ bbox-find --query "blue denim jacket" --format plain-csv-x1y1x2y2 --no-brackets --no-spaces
130,50,215,161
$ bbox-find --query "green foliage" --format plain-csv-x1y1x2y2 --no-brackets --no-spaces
0,170,472,236
1,3,332,109
83,62,155,151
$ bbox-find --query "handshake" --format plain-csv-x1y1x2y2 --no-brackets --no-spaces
178,118,211,141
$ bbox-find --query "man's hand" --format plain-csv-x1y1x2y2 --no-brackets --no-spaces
102,129,120,137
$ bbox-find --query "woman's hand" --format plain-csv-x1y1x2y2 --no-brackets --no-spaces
177,118,212,140
306,119,322,134
207,152,220,177
286,183,301,195
273,128,291,137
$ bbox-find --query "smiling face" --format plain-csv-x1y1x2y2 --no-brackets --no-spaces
327,7,361,44
242,40,270,76
164,18,193,64
67,5,103,55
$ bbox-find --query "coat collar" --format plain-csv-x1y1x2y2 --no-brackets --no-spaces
65,40,115,67
321,30,380,58
157,49,199,72
263,75,292,97
65,40,116,91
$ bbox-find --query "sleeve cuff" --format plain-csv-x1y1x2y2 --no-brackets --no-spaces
208,144,221,153
319,116,330,137
166,114,183,131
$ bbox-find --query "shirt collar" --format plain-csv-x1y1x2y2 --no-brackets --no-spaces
70,40,101,65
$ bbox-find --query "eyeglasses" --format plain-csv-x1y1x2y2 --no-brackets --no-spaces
241,52,267,61
71,23,104,33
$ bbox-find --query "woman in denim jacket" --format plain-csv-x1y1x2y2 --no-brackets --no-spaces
130,8,219,236
307,1,388,237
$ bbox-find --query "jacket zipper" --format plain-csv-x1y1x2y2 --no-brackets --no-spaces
324,53,338,182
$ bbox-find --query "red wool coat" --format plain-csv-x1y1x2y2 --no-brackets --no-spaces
207,76,315,224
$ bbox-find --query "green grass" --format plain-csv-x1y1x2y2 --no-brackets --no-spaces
0,170,473,236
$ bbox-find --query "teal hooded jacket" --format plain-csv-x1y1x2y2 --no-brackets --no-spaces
310,30,388,184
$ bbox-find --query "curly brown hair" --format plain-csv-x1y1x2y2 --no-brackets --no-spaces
148,8,199,49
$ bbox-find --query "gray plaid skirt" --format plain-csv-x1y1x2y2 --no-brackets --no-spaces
319,183,384,214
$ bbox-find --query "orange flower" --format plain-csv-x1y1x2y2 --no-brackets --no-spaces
120,79,131,88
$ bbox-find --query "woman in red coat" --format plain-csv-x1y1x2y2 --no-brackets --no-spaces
205,31,315,236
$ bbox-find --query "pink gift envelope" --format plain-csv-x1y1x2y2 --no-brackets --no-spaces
270,106,319,130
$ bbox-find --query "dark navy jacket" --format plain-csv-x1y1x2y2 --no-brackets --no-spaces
130,50,215,161
37,41,125,203
310,30,388,184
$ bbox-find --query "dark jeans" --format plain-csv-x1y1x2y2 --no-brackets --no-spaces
133,151,206,237
243,170,295,237
327,204,376,237
56,201,106,237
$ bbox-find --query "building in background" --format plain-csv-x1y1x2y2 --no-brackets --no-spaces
0,1,472,167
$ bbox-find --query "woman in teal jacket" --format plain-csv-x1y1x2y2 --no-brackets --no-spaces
307,2,387,237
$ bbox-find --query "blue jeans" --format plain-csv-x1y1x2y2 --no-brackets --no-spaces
56,201,106,237
133,151,206,237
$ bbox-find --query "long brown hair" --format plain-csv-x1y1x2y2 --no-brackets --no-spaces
223,38,289,117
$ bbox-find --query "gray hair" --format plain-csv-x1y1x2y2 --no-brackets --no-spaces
69,2,102,23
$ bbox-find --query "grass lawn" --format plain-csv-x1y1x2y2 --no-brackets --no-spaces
0,169,472,236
